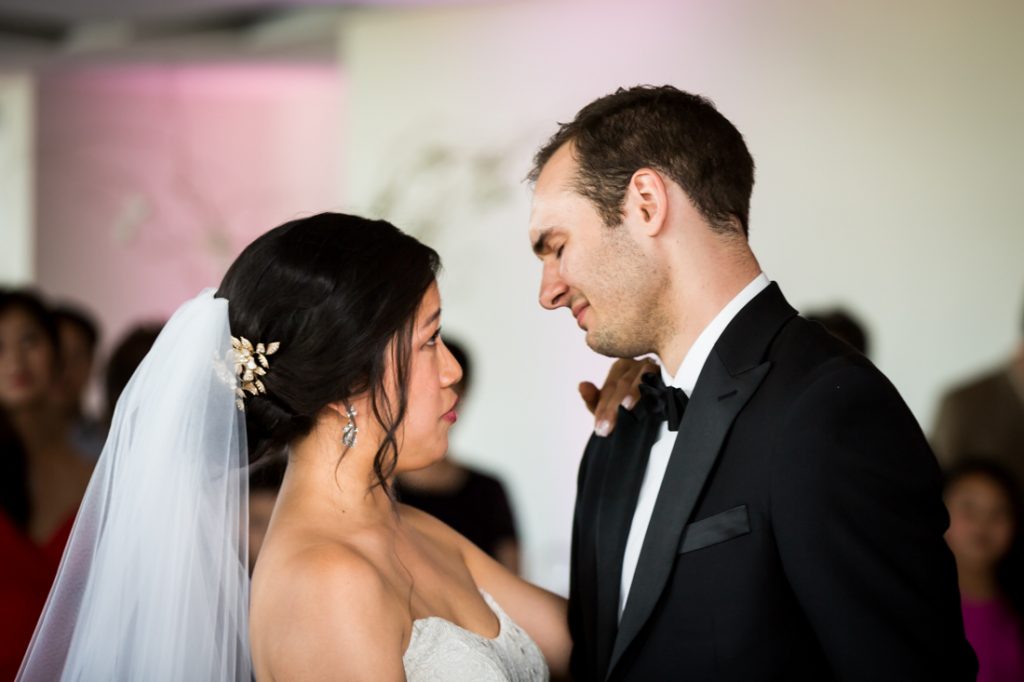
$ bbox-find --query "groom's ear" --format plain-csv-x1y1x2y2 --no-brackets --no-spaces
624,168,669,237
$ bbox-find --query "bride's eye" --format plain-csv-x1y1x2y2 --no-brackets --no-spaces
425,328,441,347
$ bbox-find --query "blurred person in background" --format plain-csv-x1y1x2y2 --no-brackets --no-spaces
944,459,1024,682
103,323,163,426
806,307,870,357
51,305,104,459
0,290,91,680
933,294,1024,488
396,338,521,573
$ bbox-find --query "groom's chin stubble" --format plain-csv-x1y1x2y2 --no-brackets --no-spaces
586,326,649,360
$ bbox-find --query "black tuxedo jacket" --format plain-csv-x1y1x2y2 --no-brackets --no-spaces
568,283,977,681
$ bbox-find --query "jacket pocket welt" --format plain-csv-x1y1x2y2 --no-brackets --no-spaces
679,505,750,554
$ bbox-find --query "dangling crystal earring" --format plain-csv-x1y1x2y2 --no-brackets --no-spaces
342,404,358,448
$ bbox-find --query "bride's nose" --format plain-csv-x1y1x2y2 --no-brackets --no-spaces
438,339,463,387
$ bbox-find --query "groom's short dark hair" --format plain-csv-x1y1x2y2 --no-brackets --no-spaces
529,85,755,236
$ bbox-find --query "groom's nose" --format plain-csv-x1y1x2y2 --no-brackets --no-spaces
539,260,569,310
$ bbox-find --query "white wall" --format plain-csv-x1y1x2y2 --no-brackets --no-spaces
0,71,34,285
339,0,1024,590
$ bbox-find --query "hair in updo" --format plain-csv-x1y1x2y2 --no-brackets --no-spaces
215,213,441,491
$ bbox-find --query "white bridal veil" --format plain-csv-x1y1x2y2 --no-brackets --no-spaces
17,290,252,681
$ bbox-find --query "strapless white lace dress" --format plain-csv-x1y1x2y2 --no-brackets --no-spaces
402,591,549,681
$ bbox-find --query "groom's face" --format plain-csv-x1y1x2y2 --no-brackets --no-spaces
529,144,663,358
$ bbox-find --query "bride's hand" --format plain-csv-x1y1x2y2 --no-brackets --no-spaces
579,358,658,437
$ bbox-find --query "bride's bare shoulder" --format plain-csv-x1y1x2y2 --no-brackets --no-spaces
397,503,465,547
250,541,407,681
273,540,385,592
253,539,401,621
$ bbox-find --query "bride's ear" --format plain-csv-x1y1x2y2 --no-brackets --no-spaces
325,401,347,420
324,395,369,438
325,398,359,422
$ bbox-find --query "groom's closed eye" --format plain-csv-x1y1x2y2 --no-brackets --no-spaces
532,227,567,259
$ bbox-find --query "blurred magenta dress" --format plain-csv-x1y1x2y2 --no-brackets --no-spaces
961,596,1024,682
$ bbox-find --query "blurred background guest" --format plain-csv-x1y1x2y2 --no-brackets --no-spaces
395,338,521,573
944,459,1024,682
103,323,163,427
51,304,104,460
0,289,91,680
806,307,871,357
933,297,1024,489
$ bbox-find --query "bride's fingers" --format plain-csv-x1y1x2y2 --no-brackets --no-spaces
579,381,600,415
593,374,632,436
598,360,658,435
627,359,658,401
587,358,657,437
619,365,646,411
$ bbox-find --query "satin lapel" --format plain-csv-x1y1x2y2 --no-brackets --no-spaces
606,352,772,679
593,409,662,677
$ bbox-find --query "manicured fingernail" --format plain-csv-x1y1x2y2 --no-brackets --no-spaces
595,420,611,437
621,395,635,410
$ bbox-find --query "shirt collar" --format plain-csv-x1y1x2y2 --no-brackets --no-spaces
661,273,770,397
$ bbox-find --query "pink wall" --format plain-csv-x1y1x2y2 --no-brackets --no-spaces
36,63,343,356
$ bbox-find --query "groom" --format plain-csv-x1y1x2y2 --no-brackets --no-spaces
528,86,977,681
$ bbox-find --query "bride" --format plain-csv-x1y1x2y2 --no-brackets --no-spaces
18,213,571,681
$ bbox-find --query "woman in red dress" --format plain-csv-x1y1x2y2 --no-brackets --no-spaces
0,291,92,680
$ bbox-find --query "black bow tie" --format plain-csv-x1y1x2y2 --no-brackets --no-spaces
638,372,689,431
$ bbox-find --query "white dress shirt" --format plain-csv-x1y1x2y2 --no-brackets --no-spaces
618,273,770,619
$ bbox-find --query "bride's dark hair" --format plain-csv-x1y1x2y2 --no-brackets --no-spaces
216,212,440,491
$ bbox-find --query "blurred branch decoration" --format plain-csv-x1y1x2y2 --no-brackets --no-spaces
36,78,240,285
367,137,523,245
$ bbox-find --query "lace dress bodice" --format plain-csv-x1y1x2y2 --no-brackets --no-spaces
402,591,548,682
